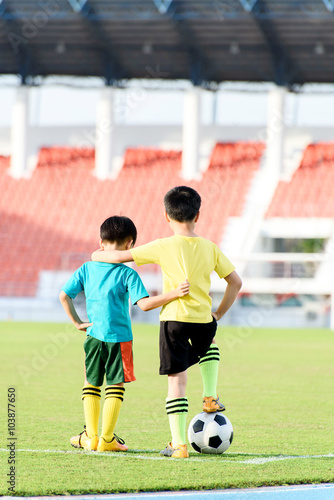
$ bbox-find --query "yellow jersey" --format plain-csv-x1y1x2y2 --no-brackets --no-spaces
130,235,235,323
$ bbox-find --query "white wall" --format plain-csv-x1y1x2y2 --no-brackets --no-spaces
1,124,333,161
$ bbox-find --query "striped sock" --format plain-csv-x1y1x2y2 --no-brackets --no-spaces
101,385,125,442
82,385,101,439
199,343,220,398
165,397,188,447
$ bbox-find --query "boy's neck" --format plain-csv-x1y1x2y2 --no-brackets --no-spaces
102,241,128,251
169,219,198,237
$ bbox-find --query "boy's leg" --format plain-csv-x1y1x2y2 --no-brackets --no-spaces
102,385,124,441
159,322,192,458
70,336,104,450
161,371,189,458
199,341,225,412
187,320,224,412
83,336,104,438
97,341,132,452
70,382,101,451
82,383,101,438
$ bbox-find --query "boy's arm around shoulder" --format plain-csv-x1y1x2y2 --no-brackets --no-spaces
212,270,242,321
92,240,160,266
91,248,133,264
59,290,93,332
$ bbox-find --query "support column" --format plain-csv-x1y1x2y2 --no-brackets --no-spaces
95,86,114,180
330,291,334,331
182,86,201,180
265,86,287,178
10,85,30,179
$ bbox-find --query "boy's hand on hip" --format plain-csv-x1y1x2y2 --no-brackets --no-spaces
176,279,190,297
75,322,93,332
211,311,220,321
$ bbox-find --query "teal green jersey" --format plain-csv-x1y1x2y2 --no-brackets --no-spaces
61,262,148,342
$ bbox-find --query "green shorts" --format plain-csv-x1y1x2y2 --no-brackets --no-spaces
84,335,136,387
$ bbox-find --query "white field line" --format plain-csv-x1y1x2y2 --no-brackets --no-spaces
0,448,333,464
241,454,334,464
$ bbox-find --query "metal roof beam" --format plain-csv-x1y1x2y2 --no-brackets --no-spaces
168,0,215,85
0,2,333,21
67,0,88,14
239,0,259,13
0,0,35,83
0,0,7,16
153,0,174,15
250,0,304,86
74,0,126,84
322,0,334,12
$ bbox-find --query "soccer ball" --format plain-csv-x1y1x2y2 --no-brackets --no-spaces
188,412,233,454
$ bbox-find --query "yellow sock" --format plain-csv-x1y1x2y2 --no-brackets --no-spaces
101,385,125,442
82,385,101,439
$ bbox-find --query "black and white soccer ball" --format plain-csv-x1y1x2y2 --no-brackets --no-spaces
188,412,233,454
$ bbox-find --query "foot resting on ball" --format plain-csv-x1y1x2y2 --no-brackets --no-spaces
202,395,225,413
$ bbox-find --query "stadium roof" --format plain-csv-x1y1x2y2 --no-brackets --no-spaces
1,0,334,88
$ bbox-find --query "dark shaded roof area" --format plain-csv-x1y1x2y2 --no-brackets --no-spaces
0,0,334,87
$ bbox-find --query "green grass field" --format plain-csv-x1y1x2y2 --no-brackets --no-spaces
0,321,333,496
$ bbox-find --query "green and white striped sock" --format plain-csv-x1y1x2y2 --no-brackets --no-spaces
199,343,220,397
165,397,188,446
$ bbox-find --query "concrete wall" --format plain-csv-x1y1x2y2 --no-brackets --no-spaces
1,124,333,163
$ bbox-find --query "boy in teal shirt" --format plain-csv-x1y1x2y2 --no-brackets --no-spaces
60,215,189,452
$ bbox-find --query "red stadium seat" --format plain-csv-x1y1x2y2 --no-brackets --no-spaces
266,143,334,218
0,143,264,297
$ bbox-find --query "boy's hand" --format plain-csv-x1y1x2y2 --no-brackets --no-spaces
75,322,93,332
211,311,220,321
175,279,190,297
212,271,242,323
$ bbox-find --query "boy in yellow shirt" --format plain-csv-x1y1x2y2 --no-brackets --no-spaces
92,186,242,458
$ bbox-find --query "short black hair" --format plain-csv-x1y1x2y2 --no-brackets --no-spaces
100,216,137,245
164,186,201,222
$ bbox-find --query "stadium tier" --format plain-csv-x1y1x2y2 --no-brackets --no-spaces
0,142,263,297
266,143,334,218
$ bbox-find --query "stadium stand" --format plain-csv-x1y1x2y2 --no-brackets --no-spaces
0,142,264,297
266,143,334,218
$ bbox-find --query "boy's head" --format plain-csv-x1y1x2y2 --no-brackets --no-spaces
164,186,201,222
100,216,137,247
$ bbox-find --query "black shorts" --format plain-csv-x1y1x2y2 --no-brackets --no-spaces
159,319,217,375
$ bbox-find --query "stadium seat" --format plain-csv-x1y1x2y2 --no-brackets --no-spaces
266,143,334,218
0,142,264,297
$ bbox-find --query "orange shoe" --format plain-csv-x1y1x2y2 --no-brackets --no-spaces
202,395,225,413
160,442,189,458
97,434,128,452
70,428,98,451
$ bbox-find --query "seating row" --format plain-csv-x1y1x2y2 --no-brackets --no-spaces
0,142,263,296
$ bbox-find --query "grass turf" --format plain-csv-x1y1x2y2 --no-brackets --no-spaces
0,321,333,495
